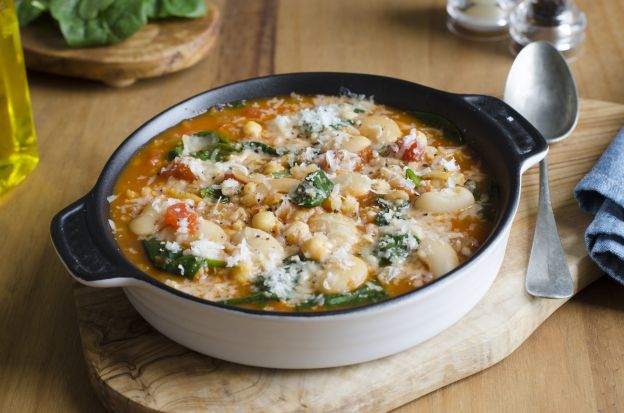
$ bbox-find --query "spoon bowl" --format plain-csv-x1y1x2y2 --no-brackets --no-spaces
504,41,579,143
504,41,579,298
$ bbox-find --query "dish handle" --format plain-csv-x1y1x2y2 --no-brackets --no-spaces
50,196,141,288
462,94,548,174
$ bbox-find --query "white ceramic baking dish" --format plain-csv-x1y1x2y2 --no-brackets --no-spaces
51,72,547,369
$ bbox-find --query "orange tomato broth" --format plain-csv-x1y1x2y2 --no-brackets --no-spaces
109,95,495,312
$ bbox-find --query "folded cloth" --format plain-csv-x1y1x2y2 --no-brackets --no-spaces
574,128,624,285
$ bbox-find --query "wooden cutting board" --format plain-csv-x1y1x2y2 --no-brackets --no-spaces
73,99,624,413
21,3,219,87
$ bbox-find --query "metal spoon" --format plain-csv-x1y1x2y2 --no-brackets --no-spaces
504,41,579,298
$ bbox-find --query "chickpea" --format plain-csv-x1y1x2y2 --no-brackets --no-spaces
301,234,330,261
340,195,359,216
284,221,311,245
243,120,262,139
290,163,319,179
263,161,285,175
386,190,410,202
251,210,278,233
241,182,266,207
322,193,342,212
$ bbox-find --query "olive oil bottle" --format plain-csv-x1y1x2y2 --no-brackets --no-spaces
0,0,38,195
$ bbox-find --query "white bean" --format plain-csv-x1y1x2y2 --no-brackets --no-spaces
317,254,368,294
129,204,161,236
333,171,371,198
341,135,371,153
359,116,401,145
418,236,460,277
197,219,228,243
308,213,359,249
413,187,475,213
232,227,285,269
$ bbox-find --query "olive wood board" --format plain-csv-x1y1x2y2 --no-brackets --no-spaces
72,99,623,412
21,2,219,87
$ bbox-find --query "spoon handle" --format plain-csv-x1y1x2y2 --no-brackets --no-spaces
525,158,574,298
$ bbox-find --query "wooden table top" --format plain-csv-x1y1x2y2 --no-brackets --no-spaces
1,0,622,412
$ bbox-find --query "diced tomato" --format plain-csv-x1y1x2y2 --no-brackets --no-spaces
401,142,425,162
164,203,197,231
160,162,197,182
388,138,425,162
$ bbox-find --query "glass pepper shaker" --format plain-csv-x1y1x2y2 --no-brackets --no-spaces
509,0,586,52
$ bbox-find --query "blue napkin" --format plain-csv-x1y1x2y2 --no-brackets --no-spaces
574,128,624,285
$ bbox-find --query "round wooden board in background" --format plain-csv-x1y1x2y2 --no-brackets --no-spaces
72,100,623,412
20,3,219,87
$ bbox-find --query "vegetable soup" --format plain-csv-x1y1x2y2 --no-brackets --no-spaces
109,93,497,312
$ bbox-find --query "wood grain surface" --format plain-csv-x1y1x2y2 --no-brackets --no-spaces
73,99,622,413
21,3,220,87
1,0,623,412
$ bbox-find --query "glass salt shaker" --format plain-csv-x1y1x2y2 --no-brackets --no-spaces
447,0,519,40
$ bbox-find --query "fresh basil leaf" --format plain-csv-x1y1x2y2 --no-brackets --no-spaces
409,111,464,144
290,170,334,208
50,0,147,47
353,108,365,114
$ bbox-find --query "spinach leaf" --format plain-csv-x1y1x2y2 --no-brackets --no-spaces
221,291,276,306
228,99,246,108
199,185,229,203
290,170,334,208
166,144,183,161
192,143,238,161
323,282,388,307
375,198,409,226
296,281,388,310
374,233,418,267
144,0,206,19
16,0,49,26
142,237,179,271
405,168,421,187
50,0,147,47
409,111,464,144
240,141,287,156
193,130,232,144
142,237,224,279
167,255,205,277
190,131,239,161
